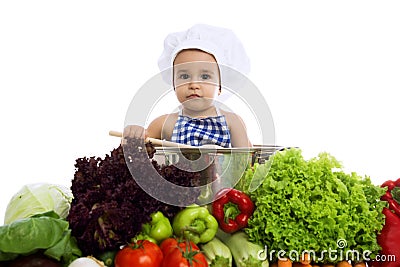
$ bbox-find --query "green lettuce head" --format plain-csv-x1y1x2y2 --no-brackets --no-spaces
4,182,73,225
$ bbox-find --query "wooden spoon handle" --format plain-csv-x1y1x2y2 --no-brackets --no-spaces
108,130,195,148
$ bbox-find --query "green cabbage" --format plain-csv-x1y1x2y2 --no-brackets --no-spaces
236,148,386,264
4,183,73,225
0,211,81,264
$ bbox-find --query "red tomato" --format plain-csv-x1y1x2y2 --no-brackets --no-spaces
115,240,163,267
159,237,179,256
160,238,200,257
161,240,208,267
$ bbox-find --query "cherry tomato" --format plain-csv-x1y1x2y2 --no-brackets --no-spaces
115,240,163,267
161,240,208,267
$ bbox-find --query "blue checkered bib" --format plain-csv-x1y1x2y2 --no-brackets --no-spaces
170,107,231,148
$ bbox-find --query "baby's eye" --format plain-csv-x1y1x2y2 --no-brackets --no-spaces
200,74,211,80
179,73,190,79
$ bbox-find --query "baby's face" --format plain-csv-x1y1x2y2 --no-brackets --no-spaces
173,49,220,112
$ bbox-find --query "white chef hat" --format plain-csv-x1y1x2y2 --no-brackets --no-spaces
158,24,250,87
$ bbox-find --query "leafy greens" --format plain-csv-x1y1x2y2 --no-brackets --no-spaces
0,211,81,265
4,183,73,225
236,148,386,264
67,138,202,255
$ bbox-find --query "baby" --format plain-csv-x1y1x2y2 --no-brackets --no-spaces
124,24,252,148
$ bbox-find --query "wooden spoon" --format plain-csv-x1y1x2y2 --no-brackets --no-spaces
108,130,195,148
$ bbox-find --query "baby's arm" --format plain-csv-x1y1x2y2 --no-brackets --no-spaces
225,112,252,147
146,115,166,139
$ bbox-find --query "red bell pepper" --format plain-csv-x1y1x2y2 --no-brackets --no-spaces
371,208,400,267
372,178,400,267
211,188,255,234
381,178,400,216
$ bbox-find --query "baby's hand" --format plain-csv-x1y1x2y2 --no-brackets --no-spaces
123,125,146,139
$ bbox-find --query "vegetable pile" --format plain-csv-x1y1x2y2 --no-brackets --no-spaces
2,138,396,267
67,138,202,255
236,148,387,264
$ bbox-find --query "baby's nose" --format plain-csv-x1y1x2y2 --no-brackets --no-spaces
189,80,201,89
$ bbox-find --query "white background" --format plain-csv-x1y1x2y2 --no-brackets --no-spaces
1,1,399,224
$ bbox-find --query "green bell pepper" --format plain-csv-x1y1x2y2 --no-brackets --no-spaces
135,211,173,244
172,205,218,244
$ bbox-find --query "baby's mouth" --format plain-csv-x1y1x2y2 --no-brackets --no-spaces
187,94,201,99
